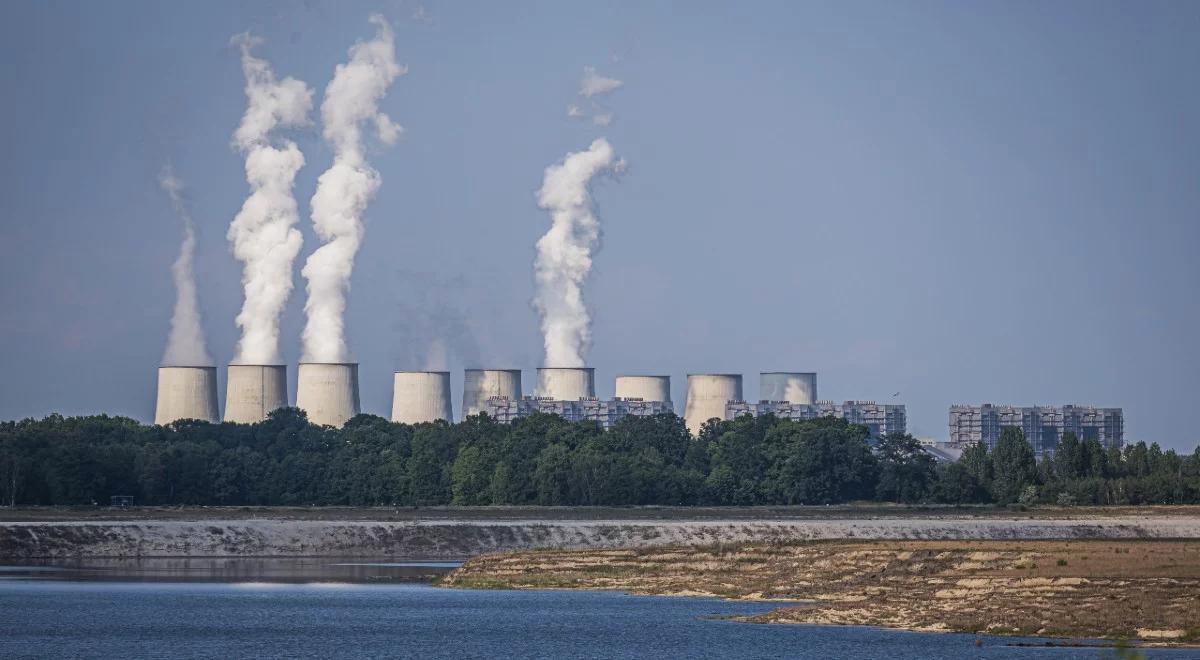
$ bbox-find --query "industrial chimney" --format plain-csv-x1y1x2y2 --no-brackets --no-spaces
615,375,672,403
683,373,743,436
295,362,360,427
760,372,817,404
391,371,453,424
224,364,288,423
154,366,219,425
537,367,595,400
462,369,523,418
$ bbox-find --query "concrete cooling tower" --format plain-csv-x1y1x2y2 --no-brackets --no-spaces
760,372,817,405
537,367,595,400
462,369,523,418
224,364,288,423
683,373,743,436
154,366,219,425
391,371,453,424
615,375,672,403
295,362,360,427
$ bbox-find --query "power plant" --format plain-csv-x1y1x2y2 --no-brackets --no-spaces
537,367,595,401
615,375,672,405
683,373,743,436
462,369,523,418
760,372,817,405
391,371,453,424
295,362,360,427
154,366,219,425
224,364,288,423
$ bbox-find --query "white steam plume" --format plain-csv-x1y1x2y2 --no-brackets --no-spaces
533,138,624,368
567,66,623,125
302,15,405,363
579,66,623,98
229,34,312,365
159,166,213,367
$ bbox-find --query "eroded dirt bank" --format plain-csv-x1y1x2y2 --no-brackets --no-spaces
2,515,1198,559
444,540,1200,646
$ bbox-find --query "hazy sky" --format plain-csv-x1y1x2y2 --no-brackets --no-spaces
2,1,1198,448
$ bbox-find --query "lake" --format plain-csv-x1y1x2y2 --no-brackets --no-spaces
0,561,1192,659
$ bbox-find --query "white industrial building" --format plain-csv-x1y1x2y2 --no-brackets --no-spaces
726,399,907,440
948,404,1124,454
486,396,672,429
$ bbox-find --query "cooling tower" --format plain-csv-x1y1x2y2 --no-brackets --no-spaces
683,373,743,436
154,366,219,425
391,371,453,424
295,362,360,427
463,369,523,418
537,367,595,400
760,372,817,405
224,364,288,423
615,375,672,403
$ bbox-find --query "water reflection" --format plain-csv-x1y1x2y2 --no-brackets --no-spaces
0,558,462,583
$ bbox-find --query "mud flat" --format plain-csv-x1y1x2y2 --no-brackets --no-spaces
444,539,1200,647
2,513,1198,559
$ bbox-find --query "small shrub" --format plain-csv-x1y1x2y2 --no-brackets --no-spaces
1056,559,1068,566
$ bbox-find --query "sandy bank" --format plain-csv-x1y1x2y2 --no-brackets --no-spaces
444,539,1200,646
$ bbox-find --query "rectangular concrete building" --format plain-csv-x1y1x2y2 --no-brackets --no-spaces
726,400,907,440
948,404,1124,454
485,396,673,430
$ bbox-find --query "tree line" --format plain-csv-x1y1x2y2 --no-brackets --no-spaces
1,410,1198,507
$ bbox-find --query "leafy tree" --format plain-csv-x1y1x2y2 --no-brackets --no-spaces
874,433,936,503
991,427,1038,504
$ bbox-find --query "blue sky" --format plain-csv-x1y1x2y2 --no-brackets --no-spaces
1,1,1197,448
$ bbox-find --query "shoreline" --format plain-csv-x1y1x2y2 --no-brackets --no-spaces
4,514,1199,559
441,539,1200,648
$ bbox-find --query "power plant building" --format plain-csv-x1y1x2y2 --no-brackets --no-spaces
683,374,743,436
224,364,288,423
154,366,220,425
296,362,361,427
614,375,671,405
462,369,523,419
391,371,453,424
948,404,1124,454
536,367,595,401
726,400,907,440
759,372,817,405
486,396,672,429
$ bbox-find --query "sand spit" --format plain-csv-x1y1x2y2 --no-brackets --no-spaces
444,540,1200,646
2,515,1198,559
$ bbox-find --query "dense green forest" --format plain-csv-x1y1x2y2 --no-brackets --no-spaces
1,410,1198,507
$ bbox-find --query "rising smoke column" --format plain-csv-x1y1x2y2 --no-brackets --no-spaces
533,138,624,367
302,15,404,363
228,35,313,365
159,166,214,367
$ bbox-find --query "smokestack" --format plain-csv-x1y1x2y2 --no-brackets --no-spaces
462,369,523,418
683,373,743,436
537,367,595,400
760,372,817,404
154,366,219,425
391,371,452,424
224,364,288,423
615,375,671,403
295,362,360,427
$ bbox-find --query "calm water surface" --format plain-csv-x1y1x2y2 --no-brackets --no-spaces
0,564,1193,659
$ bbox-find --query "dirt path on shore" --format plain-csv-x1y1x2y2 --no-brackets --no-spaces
444,539,1200,646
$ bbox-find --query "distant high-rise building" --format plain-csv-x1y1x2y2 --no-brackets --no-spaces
948,404,1123,454
726,400,907,440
